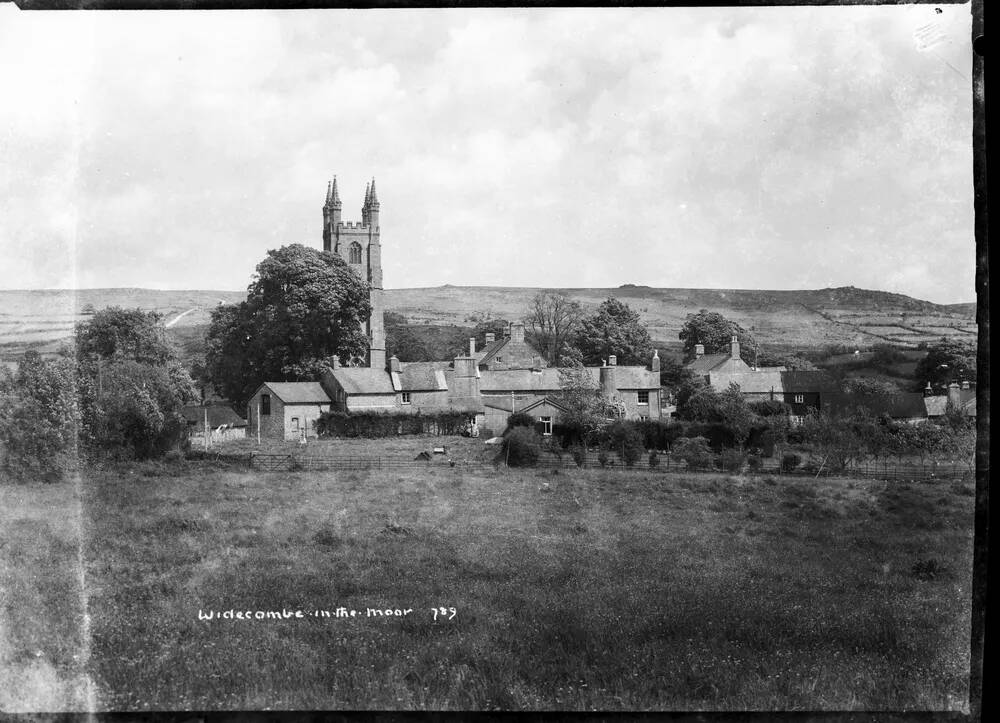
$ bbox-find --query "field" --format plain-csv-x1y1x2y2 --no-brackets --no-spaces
0,285,977,362
0,451,974,712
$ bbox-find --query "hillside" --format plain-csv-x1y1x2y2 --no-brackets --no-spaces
0,285,977,361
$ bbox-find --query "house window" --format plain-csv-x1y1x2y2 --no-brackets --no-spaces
261,394,271,415
349,242,362,264
291,417,299,432
495,356,503,363
402,392,411,404
539,416,552,436
638,390,649,405
794,394,804,404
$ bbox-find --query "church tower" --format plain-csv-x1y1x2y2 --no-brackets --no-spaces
323,176,386,370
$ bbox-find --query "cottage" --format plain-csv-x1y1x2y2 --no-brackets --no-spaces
180,404,247,444
246,382,332,441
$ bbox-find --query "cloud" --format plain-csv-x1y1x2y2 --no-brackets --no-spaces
0,4,975,303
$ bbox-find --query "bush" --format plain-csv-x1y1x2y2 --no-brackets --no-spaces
747,454,763,473
571,446,586,467
507,412,536,430
780,453,802,472
605,420,644,467
648,450,660,469
597,449,610,468
317,410,471,437
672,436,714,470
718,449,746,473
502,427,541,467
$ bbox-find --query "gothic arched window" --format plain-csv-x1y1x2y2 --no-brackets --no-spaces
349,242,362,264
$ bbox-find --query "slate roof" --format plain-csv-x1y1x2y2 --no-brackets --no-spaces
399,361,451,391
686,353,732,373
476,337,509,364
180,405,247,427
924,396,948,417
260,382,332,404
325,369,395,395
709,371,784,395
780,370,840,393
479,366,658,392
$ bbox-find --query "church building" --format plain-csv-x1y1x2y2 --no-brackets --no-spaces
248,177,663,440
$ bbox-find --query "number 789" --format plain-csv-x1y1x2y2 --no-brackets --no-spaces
431,607,457,620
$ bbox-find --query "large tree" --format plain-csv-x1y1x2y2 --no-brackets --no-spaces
523,291,583,364
575,297,655,367
206,244,372,405
913,338,976,391
678,309,756,365
75,307,197,460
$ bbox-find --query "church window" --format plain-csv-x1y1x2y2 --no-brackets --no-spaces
638,390,649,405
349,242,362,264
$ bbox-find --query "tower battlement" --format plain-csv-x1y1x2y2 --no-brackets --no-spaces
321,176,385,370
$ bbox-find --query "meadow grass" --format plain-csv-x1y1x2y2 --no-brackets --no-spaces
2,462,974,711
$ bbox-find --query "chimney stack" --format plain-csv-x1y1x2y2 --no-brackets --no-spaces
389,355,401,373
485,332,495,345
600,357,617,401
730,335,740,360
961,380,970,390
469,337,476,357
947,382,961,410
511,322,525,344
608,354,617,366
651,349,660,374
924,381,933,397
331,355,340,370
695,344,705,358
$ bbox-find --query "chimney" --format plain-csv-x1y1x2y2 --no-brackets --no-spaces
331,355,340,370
600,358,617,401
651,349,660,374
947,382,961,409
695,344,705,358
608,354,617,366
924,381,933,397
961,380,970,390
485,332,495,345
511,322,525,344
730,335,740,360
389,355,401,373
469,337,476,357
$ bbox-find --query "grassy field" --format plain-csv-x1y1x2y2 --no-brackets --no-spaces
2,457,974,712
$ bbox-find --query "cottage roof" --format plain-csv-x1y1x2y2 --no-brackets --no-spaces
686,353,732,373
924,396,948,417
180,404,247,427
258,381,332,404
780,370,840,393
476,337,509,363
709,370,784,394
326,369,395,395
399,361,450,391
479,366,658,393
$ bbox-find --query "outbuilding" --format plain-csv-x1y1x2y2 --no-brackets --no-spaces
246,382,333,441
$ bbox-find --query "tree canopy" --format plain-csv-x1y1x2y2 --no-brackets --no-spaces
205,244,372,404
678,309,756,365
523,291,583,364
575,297,654,367
75,306,175,365
913,338,976,391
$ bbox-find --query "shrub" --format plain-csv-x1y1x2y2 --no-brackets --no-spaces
606,420,644,467
648,450,660,469
747,454,763,473
507,412,536,430
780,453,802,472
672,436,713,470
571,446,586,467
597,449,610,468
317,410,471,437
718,449,746,473
502,427,541,467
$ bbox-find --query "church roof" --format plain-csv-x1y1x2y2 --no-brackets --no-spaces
259,382,332,404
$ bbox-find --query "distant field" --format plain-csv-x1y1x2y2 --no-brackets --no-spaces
0,285,977,362
1,457,974,711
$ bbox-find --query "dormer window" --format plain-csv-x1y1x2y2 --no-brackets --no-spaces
349,242,362,264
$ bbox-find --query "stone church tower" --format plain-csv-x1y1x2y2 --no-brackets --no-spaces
322,176,386,370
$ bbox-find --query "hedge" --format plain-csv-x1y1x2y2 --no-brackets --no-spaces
317,410,472,438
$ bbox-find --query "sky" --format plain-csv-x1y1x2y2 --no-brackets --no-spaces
0,4,975,304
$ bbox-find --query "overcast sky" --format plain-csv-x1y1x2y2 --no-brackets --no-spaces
0,5,974,303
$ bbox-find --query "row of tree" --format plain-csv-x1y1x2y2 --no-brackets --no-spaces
1,307,199,482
